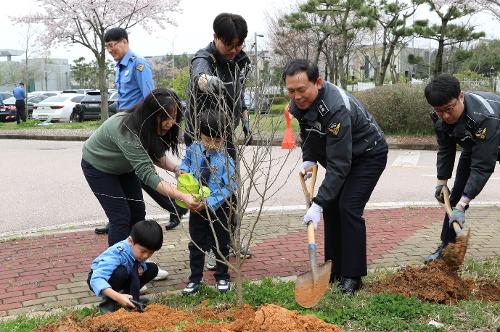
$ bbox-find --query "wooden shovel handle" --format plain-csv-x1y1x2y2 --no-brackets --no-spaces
442,186,463,235
299,165,318,208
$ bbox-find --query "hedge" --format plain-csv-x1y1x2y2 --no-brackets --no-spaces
353,84,434,135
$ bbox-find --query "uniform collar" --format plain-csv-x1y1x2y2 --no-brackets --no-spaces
118,49,135,67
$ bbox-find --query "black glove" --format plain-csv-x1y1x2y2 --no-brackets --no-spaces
434,184,445,204
242,118,253,145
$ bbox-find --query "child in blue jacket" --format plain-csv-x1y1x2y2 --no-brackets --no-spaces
180,109,236,294
88,220,163,313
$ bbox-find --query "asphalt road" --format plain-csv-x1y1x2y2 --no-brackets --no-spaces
1,139,499,234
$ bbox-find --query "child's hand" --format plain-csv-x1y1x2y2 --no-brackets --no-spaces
138,266,144,277
115,293,134,308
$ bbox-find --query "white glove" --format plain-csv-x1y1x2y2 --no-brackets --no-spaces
198,74,224,93
299,161,317,181
303,202,321,230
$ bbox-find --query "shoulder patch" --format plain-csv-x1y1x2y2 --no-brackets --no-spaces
475,127,487,140
136,64,144,72
327,122,341,136
116,245,124,252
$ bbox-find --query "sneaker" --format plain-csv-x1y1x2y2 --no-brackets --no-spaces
153,268,169,281
98,298,121,314
424,242,446,264
206,250,216,271
216,279,231,293
139,285,147,294
229,243,252,259
182,281,201,295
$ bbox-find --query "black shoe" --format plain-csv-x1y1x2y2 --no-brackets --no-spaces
338,277,362,295
424,242,446,264
164,213,182,230
182,281,202,295
98,298,120,314
95,223,109,234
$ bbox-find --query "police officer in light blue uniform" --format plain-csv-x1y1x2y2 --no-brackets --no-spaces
103,28,155,110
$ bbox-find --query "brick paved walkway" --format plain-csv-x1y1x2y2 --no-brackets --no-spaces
1,206,499,317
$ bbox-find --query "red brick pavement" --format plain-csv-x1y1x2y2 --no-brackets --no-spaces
0,208,443,315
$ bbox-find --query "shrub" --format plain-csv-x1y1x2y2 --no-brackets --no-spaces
353,84,434,135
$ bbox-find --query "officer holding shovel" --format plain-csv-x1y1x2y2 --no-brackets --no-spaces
424,74,500,263
284,59,388,294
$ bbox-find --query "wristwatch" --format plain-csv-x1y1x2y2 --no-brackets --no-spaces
457,201,469,211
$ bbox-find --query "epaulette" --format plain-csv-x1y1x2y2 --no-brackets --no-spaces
465,113,478,131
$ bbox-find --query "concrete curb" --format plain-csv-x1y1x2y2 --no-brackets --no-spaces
0,133,439,151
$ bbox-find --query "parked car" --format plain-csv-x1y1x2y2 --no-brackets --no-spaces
0,92,12,102
32,93,85,122
0,94,51,122
71,91,118,122
244,91,271,114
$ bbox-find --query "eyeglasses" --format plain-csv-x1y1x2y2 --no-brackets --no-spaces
105,40,122,50
433,99,459,114
218,38,245,52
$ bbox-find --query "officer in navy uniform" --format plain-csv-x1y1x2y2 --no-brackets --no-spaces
284,59,388,294
94,27,187,236
424,74,500,263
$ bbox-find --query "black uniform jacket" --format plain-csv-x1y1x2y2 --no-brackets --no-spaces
186,42,251,132
290,81,387,207
431,91,500,199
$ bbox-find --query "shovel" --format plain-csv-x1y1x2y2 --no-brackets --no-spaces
294,165,332,308
441,186,470,267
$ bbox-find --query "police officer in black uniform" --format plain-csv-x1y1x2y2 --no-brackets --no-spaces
284,59,388,294
424,74,500,263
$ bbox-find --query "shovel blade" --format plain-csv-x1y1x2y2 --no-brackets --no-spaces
294,261,332,308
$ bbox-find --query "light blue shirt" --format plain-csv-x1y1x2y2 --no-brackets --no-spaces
13,87,25,100
180,142,236,210
89,239,148,297
115,49,155,110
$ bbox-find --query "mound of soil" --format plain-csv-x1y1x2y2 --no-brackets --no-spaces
368,231,499,304
36,303,343,332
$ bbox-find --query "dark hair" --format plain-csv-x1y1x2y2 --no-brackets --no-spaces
282,59,319,83
19,82,24,86
104,27,128,42
130,220,163,251
123,88,183,160
213,13,248,45
424,74,461,107
200,109,227,139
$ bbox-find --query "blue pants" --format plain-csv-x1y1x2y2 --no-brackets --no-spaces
323,149,388,279
81,159,145,246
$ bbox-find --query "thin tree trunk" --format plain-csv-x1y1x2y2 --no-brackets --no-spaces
98,52,109,122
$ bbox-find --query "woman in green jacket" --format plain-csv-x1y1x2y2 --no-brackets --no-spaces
82,88,200,246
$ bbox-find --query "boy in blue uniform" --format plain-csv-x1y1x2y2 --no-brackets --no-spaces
180,110,236,294
88,220,163,313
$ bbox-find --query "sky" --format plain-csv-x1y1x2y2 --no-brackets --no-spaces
0,0,499,64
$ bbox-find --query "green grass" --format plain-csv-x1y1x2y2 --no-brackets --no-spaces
0,119,101,130
0,307,97,332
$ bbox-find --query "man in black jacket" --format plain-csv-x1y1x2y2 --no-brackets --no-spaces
424,74,500,263
185,12,252,160
284,59,388,294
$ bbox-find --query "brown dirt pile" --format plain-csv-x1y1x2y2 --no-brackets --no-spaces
367,259,500,304
36,303,343,332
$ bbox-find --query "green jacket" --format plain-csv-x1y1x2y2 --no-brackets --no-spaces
82,112,161,190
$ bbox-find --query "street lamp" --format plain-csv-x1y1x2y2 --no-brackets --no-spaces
254,33,264,85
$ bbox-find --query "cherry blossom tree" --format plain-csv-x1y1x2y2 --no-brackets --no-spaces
15,0,180,120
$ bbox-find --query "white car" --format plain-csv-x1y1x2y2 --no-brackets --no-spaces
32,93,85,122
